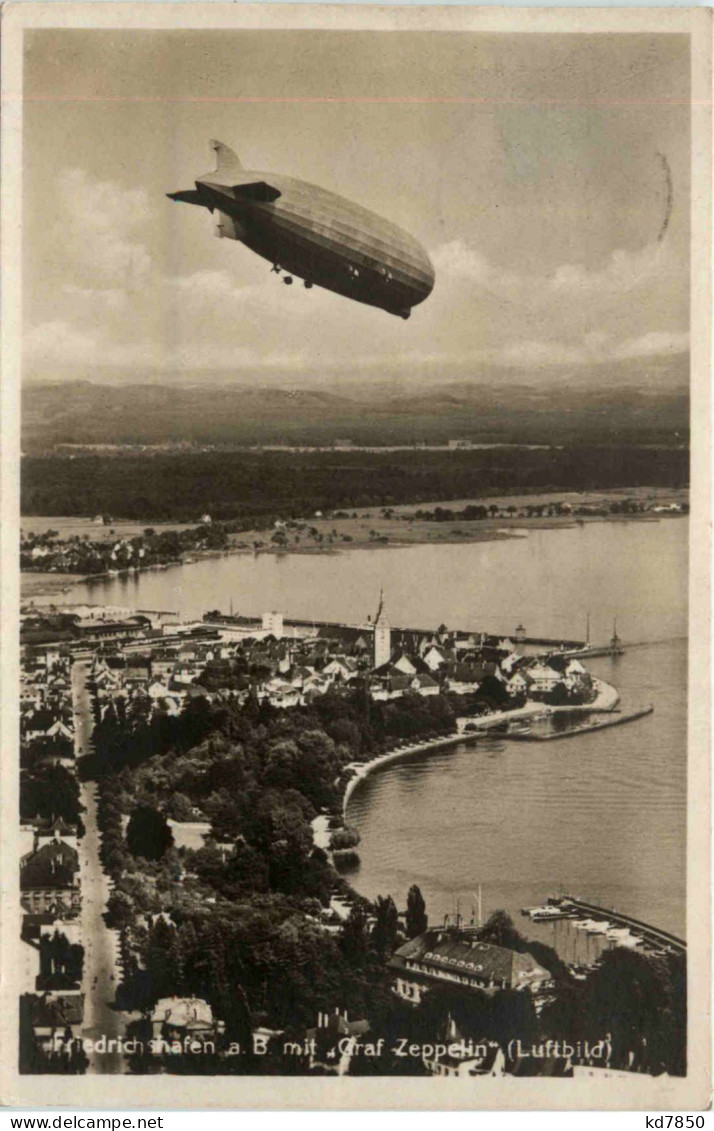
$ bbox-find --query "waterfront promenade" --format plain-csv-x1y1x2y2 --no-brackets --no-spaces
341,679,623,812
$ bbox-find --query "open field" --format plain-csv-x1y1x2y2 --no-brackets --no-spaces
389,485,689,514
20,516,199,542
222,485,689,552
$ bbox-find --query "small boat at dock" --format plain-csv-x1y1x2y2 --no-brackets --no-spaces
521,905,576,922
575,918,613,935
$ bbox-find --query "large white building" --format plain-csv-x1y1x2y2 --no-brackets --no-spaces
262,611,284,638
389,928,551,1005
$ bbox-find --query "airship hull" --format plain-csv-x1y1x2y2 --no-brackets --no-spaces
170,144,434,318
227,173,435,318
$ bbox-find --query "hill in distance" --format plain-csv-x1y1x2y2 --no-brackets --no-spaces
22,353,689,452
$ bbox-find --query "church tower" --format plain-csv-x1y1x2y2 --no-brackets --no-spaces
373,589,391,669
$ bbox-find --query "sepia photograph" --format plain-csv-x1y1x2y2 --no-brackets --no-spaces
0,2,710,1111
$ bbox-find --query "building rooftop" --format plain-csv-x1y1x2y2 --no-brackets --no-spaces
21,841,80,891
151,996,214,1030
29,992,85,1028
390,928,550,989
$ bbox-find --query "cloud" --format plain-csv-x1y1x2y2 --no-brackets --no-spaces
24,320,99,366
26,167,688,380
170,269,246,301
612,330,690,360
492,339,592,367
62,284,128,311
55,168,153,289
432,239,669,300
549,243,667,296
476,330,689,368
23,316,314,373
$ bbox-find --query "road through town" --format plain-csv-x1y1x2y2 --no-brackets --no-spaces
72,660,124,1074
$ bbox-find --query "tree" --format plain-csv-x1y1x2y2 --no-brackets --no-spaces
126,804,174,861
106,889,136,930
578,947,684,1074
340,905,370,966
330,826,360,851
20,763,85,831
167,791,195,822
372,895,399,958
477,910,521,949
405,884,428,939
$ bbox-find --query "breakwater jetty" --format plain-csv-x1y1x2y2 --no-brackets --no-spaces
289,619,584,652
205,611,586,652
505,705,654,741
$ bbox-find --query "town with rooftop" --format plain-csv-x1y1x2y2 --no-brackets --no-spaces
19,589,685,1077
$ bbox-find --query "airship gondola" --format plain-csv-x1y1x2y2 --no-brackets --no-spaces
168,140,435,319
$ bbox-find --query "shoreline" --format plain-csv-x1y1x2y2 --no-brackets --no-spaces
341,679,621,815
21,505,687,603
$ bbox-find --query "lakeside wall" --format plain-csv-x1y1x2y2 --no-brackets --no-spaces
341,682,621,814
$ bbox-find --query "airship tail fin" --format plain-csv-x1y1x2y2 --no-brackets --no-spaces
167,189,203,206
210,139,243,176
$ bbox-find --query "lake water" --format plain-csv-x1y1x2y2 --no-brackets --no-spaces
58,516,688,939
345,639,687,942
73,516,687,646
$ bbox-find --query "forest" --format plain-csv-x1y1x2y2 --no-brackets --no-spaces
22,445,689,523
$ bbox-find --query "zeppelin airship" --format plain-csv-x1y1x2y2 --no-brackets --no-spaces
168,140,434,319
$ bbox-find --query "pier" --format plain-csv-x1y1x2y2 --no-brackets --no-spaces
550,896,686,955
505,705,653,741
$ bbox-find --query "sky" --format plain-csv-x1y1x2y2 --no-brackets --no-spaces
23,29,690,387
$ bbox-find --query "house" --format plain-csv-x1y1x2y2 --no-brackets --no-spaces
305,1010,370,1074
370,673,411,700
20,682,43,710
35,817,79,851
171,664,203,688
507,671,529,697
446,662,482,694
25,733,75,769
422,645,447,672
322,657,359,682
22,708,72,743
526,663,562,695
74,620,139,643
389,928,551,1005
125,658,152,685
501,651,521,675
25,992,85,1054
20,840,81,914
411,673,440,696
392,653,417,677
147,680,173,701
150,996,217,1049
151,650,179,680
563,658,590,692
